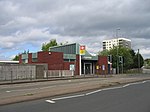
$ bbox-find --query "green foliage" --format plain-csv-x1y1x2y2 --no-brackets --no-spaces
132,53,144,68
59,41,69,46
22,50,29,54
98,46,144,71
109,46,133,70
99,49,109,56
12,55,19,61
41,39,58,51
144,58,150,67
12,50,29,61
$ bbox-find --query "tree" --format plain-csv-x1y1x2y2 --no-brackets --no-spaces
41,39,58,51
99,46,134,71
12,55,19,61
145,58,150,67
110,46,133,71
133,53,144,68
99,47,144,72
12,50,29,61
22,50,29,54
128,49,144,69
99,49,109,56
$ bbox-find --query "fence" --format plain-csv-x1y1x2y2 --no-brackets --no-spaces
44,70,74,78
0,65,36,81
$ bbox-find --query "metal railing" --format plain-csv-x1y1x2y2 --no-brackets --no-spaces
44,70,74,78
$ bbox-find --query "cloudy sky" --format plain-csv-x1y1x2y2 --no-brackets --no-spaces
0,0,150,60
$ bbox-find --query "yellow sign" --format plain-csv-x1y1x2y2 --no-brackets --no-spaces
96,65,99,70
80,46,85,55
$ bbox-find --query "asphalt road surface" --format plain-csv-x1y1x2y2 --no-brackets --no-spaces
0,80,150,112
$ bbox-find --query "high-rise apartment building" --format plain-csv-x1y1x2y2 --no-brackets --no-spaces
103,38,131,50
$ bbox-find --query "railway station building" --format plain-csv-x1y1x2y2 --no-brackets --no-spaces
19,43,112,76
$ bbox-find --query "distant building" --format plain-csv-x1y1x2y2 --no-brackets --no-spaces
103,38,131,50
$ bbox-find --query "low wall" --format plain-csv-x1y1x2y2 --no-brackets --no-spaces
0,64,74,81
0,64,48,81
44,70,74,78
0,65,36,81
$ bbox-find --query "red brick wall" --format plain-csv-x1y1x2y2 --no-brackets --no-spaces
19,55,22,64
19,51,80,75
37,51,64,70
63,62,75,70
97,56,108,75
28,53,32,63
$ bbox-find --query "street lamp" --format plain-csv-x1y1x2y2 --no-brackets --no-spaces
116,28,120,74
138,49,140,73
119,56,123,74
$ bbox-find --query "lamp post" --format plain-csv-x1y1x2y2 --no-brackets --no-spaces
138,49,140,73
116,28,120,74
119,56,123,74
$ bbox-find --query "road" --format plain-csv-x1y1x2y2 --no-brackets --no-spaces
1,75,150,105
0,80,150,112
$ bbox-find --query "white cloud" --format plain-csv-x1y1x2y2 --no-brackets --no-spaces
0,0,150,59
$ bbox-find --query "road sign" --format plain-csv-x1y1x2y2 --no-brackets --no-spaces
80,45,86,55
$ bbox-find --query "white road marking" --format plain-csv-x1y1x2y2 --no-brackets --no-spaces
45,100,55,104
46,80,150,104
123,84,130,88
85,89,102,95
130,82,143,85
52,94,85,101
68,80,71,82
122,81,147,88
6,91,11,93
101,86,122,91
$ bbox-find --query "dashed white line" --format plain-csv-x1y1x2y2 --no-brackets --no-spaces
101,86,122,91
45,100,55,104
6,91,11,93
52,94,85,101
123,84,130,88
85,89,102,96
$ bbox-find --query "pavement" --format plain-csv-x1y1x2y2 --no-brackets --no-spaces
0,74,150,106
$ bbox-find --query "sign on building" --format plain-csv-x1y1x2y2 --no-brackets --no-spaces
70,64,75,70
80,45,86,55
102,65,105,71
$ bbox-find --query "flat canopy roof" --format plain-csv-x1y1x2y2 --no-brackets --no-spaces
50,43,98,61
49,43,80,54
0,61,19,64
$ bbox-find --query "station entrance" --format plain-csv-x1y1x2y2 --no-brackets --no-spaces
81,60,97,75
84,63,92,74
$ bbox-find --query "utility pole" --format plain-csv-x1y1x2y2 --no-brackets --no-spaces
116,28,120,74
138,49,140,73
119,56,123,74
